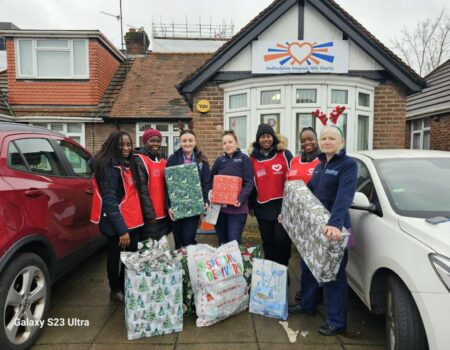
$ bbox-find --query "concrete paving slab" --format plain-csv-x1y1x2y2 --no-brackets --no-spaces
32,345,90,350
91,345,173,350
343,345,385,350
253,313,339,344
94,306,178,344
35,305,115,345
259,344,344,350
177,312,256,344
56,278,111,306
176,344,259,350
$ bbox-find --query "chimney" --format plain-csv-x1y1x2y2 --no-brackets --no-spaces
124,28,149,56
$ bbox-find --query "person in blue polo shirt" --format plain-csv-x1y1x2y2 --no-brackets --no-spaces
288,125,357,337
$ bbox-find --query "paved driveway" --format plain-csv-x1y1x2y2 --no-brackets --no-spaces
33,232,385,349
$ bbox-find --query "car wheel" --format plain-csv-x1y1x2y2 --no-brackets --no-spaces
385,275,428,350
0,253,50,350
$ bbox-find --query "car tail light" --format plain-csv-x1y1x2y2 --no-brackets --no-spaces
429,253,450,292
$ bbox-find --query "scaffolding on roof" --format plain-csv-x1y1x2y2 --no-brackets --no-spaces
151,18,234,40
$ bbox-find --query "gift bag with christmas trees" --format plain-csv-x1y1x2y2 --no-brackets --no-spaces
121,237,183,340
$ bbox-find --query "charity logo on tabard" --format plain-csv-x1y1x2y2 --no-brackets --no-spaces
252,40,349,74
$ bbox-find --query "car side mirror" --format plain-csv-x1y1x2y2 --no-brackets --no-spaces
351,192,376,212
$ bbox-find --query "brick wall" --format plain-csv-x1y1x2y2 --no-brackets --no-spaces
85,122,138,153
430,113,450,151
191,82,225,162
373,80,407,149
7,38,120,105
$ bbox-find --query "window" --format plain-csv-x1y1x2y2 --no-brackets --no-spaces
261,90,281,105
331,89,348,104
357,115,369,150
16,39,89,79
260,113,280,133
137,122,186,159
296,89,317,103
229,116,247,149
411,118,430,150
30,123,85,146
58,140,90,177
229,93,247,109
296,113,315,153
358,92,370,107
0,37,5,51
8,142,28,172
12,138,65,176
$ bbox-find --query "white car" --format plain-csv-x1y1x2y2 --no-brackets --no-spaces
348,150,450,350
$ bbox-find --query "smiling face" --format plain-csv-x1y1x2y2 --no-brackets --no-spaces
300,130,318,155
145,136,161,153
222,134,238,155
180,132,196,155
120,134,132,158
319,128,344,158
258,133,274,150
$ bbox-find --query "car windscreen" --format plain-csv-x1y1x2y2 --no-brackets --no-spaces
374,157,450,218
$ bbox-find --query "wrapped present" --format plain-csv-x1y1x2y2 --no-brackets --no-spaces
249,258,288,320
121,237,183,339
281,180,348,284
187,241,249,327
165,163,205,220
171,244,261,315
211,175,242,205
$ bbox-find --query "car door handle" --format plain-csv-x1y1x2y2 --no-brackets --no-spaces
25,189,44,197
85,189,93,195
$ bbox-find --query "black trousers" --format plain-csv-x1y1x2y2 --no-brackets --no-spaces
106,229,141,292
257,218,292,267
172,215,200,249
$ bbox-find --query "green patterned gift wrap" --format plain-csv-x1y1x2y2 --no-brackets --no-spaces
165,163,205,220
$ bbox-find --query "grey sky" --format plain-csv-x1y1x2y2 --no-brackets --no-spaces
1,0,448,50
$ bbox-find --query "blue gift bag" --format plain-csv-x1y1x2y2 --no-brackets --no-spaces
249,258,288,320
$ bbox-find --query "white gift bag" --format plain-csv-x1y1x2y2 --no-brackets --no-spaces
187,240,249,327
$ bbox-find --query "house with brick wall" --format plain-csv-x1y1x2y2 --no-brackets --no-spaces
406,59,450,151
177,0,427,159
0,25,223,155
0,27,128,149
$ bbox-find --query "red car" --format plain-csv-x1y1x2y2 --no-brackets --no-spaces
0,122,103,349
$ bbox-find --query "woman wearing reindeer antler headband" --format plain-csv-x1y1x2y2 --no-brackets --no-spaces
288,106,357,337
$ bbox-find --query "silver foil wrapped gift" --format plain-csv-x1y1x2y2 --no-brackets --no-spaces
281,180,348,284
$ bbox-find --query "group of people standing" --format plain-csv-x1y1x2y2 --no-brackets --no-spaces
89,121,356,337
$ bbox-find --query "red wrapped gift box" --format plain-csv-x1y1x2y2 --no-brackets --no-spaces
211,175,243,205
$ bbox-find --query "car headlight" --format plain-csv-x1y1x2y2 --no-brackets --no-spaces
429,253,450,292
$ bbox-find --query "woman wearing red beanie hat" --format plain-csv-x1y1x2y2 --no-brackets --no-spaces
133,128,171,240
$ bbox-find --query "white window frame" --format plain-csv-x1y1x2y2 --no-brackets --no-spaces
410,118,430,150
257,86,284,108
29,122,85,146
225,89,250,113
328,85,352,108
356,113,372,151
15,38,89,79
224,111,250,152
222,76,377,153
292,85,321,108
136,122,188,157
356,88,373,111
291,108,318,154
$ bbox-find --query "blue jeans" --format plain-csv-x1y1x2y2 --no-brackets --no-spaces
300,250,348,329
172,215,200,249
215,212,247,244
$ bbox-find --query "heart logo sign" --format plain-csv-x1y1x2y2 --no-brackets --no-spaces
272,164,282,172
288,42,313,65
